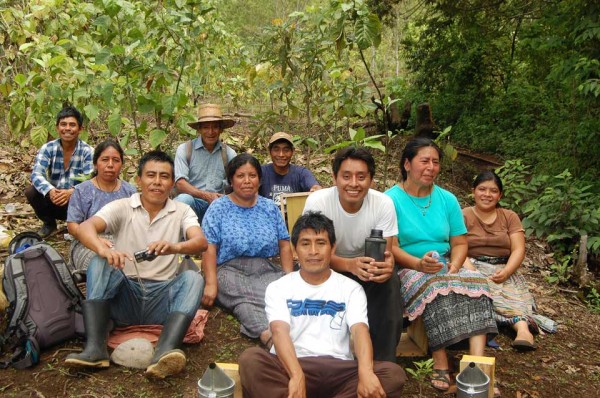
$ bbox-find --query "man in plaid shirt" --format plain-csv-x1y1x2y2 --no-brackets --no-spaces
25,106,93,237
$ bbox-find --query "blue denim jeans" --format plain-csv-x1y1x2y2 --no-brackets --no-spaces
174,194,209,223
86,256,204,326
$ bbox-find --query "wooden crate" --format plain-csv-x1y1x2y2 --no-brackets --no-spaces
214,362,242,398
459,355,496,398
396,316,428,357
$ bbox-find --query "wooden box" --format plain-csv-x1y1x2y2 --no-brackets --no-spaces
459,355,496,398
214,362,242,398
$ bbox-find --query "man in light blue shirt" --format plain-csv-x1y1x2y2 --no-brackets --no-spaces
25,106,93,237
174,103,237,222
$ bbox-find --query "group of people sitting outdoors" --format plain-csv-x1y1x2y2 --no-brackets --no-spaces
24,103,542,395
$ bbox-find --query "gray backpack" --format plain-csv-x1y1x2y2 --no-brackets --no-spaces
1,243,84,369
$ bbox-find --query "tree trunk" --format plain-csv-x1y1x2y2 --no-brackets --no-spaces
415,102,438,139
574,234,591,287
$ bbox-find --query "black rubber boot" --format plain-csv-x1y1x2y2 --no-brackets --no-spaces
37,222,57,238
145,312,192,379
65,300,110,368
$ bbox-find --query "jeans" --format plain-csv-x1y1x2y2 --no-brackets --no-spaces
86,256,204,326
174,194,209,224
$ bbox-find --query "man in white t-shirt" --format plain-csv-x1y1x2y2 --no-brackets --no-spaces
239,211,406,398
302,146,403,362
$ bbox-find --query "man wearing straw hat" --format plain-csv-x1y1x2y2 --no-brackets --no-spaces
174,103,237,222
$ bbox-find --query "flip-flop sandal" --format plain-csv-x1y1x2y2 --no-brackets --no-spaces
512,339,537,352
431,369,451,392
261,335,273,350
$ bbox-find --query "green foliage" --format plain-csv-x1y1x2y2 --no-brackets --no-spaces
585,287,600,314
254,0,383,143
399,0,600,181
546,254,573,285
0,0,248,151
324,127,385,153
496,160,546,216
406,358,434,398
497,160,600,262
521,170,600,254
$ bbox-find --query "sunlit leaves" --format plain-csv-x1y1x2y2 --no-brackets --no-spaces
149,129,167,148
30,125,48,148
354,13,381,50
108,111,122,136
83,104,100,121
2,0,242,152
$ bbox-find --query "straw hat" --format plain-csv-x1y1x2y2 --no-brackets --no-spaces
268,132,294,147
188,103,236,129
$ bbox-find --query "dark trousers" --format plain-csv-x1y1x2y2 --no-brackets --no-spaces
25,185,68,225
239,347,406,398
348,267,403,362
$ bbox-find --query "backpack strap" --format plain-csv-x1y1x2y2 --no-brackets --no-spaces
220,141,229,171
187,139,229,171
185,140,193,166
0,337,39,369
41,244,84,306
5,253,29,332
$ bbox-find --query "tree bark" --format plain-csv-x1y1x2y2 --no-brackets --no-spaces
574,234,591,287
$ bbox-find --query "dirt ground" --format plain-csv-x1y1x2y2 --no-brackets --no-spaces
0,129,599,397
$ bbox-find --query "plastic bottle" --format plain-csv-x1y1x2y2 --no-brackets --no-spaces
365,229,386,262
431,250,447,274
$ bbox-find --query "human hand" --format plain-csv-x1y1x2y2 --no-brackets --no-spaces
146,240,179,257
418,251,444,274
489,268,510,284
204,192,222,203
49,188,73,206
98,246,131,269
366,251,394,283
99,237,114,249
448,262,461,274
201,282,218,308
357,371,386,397
287,374,306,398
350,257,374,282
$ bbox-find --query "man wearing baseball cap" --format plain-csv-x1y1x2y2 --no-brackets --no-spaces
259,132,321,206
174,103,237,222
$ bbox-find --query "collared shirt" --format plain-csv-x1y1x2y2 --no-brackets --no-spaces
95,193,200,281
174,138,237,193
31,138,94,196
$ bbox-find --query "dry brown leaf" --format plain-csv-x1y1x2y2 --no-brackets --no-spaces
565,365,579,374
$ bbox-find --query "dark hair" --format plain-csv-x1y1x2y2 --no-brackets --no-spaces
91,139,125,178
268,139,294,151
226,153,262,185
400,137,442,180
56,106,83,127
332,146,375,178
472,170,503,193
137,150,174,179
291,211,336,247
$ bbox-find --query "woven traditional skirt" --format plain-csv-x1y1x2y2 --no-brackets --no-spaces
472,259,537,329
217,257,284,338
422,292,497,351
399,268,497,351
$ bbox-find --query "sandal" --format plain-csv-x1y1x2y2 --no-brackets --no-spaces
431,369,451,392
260,334,273,350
